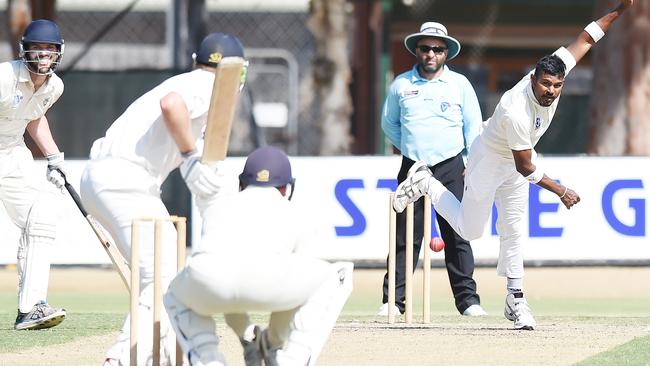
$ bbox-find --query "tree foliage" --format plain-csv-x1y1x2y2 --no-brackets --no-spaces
588,0,650,155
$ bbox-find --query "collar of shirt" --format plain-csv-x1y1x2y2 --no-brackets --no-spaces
408,64,450,84
17,62,32,84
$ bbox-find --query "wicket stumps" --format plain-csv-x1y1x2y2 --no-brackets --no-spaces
130,216,187,366
387,192,431,324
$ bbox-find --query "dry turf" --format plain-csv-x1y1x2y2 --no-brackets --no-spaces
0,266,649,366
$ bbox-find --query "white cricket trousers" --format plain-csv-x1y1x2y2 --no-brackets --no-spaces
0,144,58,312
81,158,179,365
428,138,529,278
169,249,331,330
167,249,349,364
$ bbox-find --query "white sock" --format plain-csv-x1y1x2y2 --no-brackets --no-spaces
242,324,256,342
507,277,523,294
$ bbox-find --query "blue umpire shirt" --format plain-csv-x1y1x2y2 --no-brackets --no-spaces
381,64,482,166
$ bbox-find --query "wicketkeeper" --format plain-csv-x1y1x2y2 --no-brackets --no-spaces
164,146,354,366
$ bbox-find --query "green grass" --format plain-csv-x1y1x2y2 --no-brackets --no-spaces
0,293,126,353
1,268,649,364
0,312,123,352
576,334,650,366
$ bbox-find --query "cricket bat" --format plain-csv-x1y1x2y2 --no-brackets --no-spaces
202,56,247,163
63,178,131,291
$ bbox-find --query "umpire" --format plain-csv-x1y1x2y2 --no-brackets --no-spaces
379,22,485,316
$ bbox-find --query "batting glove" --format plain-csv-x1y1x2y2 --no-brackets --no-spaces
180,150,223,198
46,152,66,190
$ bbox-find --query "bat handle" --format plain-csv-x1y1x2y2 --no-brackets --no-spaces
60,171,89,217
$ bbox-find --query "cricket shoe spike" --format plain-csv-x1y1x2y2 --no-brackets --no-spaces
392,161,432,213
504,292,536,330
14,301,66,330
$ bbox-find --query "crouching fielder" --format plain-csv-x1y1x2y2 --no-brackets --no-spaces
164,146,353,366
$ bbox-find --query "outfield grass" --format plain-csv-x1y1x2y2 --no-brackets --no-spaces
577,334,650,366
0,293,125,353
0,267,648,365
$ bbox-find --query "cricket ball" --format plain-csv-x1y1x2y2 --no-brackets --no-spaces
429,237,445,252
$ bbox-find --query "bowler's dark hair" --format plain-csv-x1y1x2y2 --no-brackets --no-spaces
534,54,566,78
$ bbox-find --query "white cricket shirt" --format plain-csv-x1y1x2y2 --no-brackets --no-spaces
89,68,215,186
199,186,313,255
0,60,63,149
480,47,576,158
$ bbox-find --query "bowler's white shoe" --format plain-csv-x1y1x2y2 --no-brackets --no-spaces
462,304,488,316
376,303,401,316
504,293,536,330
393,161,432,213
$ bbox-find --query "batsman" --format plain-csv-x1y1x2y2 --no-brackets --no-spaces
0,19,68,331
79,32,246,365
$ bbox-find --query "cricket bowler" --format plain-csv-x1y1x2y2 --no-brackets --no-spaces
393,0,634,331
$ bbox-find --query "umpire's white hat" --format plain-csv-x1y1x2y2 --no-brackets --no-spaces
404,22,461,60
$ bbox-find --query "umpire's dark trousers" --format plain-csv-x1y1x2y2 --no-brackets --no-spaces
381,154,481,314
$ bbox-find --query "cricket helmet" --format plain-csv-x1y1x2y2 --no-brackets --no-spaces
19,19,65,75
239,146,296,199
193,32,244,67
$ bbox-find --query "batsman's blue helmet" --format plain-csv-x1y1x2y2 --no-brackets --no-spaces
239,146,296,198
19,19,65,75
21,19,64,49
193,32,244,67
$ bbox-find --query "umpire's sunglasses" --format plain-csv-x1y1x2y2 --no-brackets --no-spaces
417,45,448,54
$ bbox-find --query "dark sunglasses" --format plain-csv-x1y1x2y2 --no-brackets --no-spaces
417,45,448,54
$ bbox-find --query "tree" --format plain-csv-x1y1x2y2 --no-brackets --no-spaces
6,0,57,58
587,0,650,155
307,0,353,155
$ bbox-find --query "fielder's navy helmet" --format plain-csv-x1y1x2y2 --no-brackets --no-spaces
239,146,296,198
21,19,64,49
193,32,244,67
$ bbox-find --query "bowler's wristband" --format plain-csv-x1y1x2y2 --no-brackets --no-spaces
584,21,605,43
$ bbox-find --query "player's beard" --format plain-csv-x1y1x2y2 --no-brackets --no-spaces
26,52,56,75
36,59,53,74
419,61,442,75
539,94,556,107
